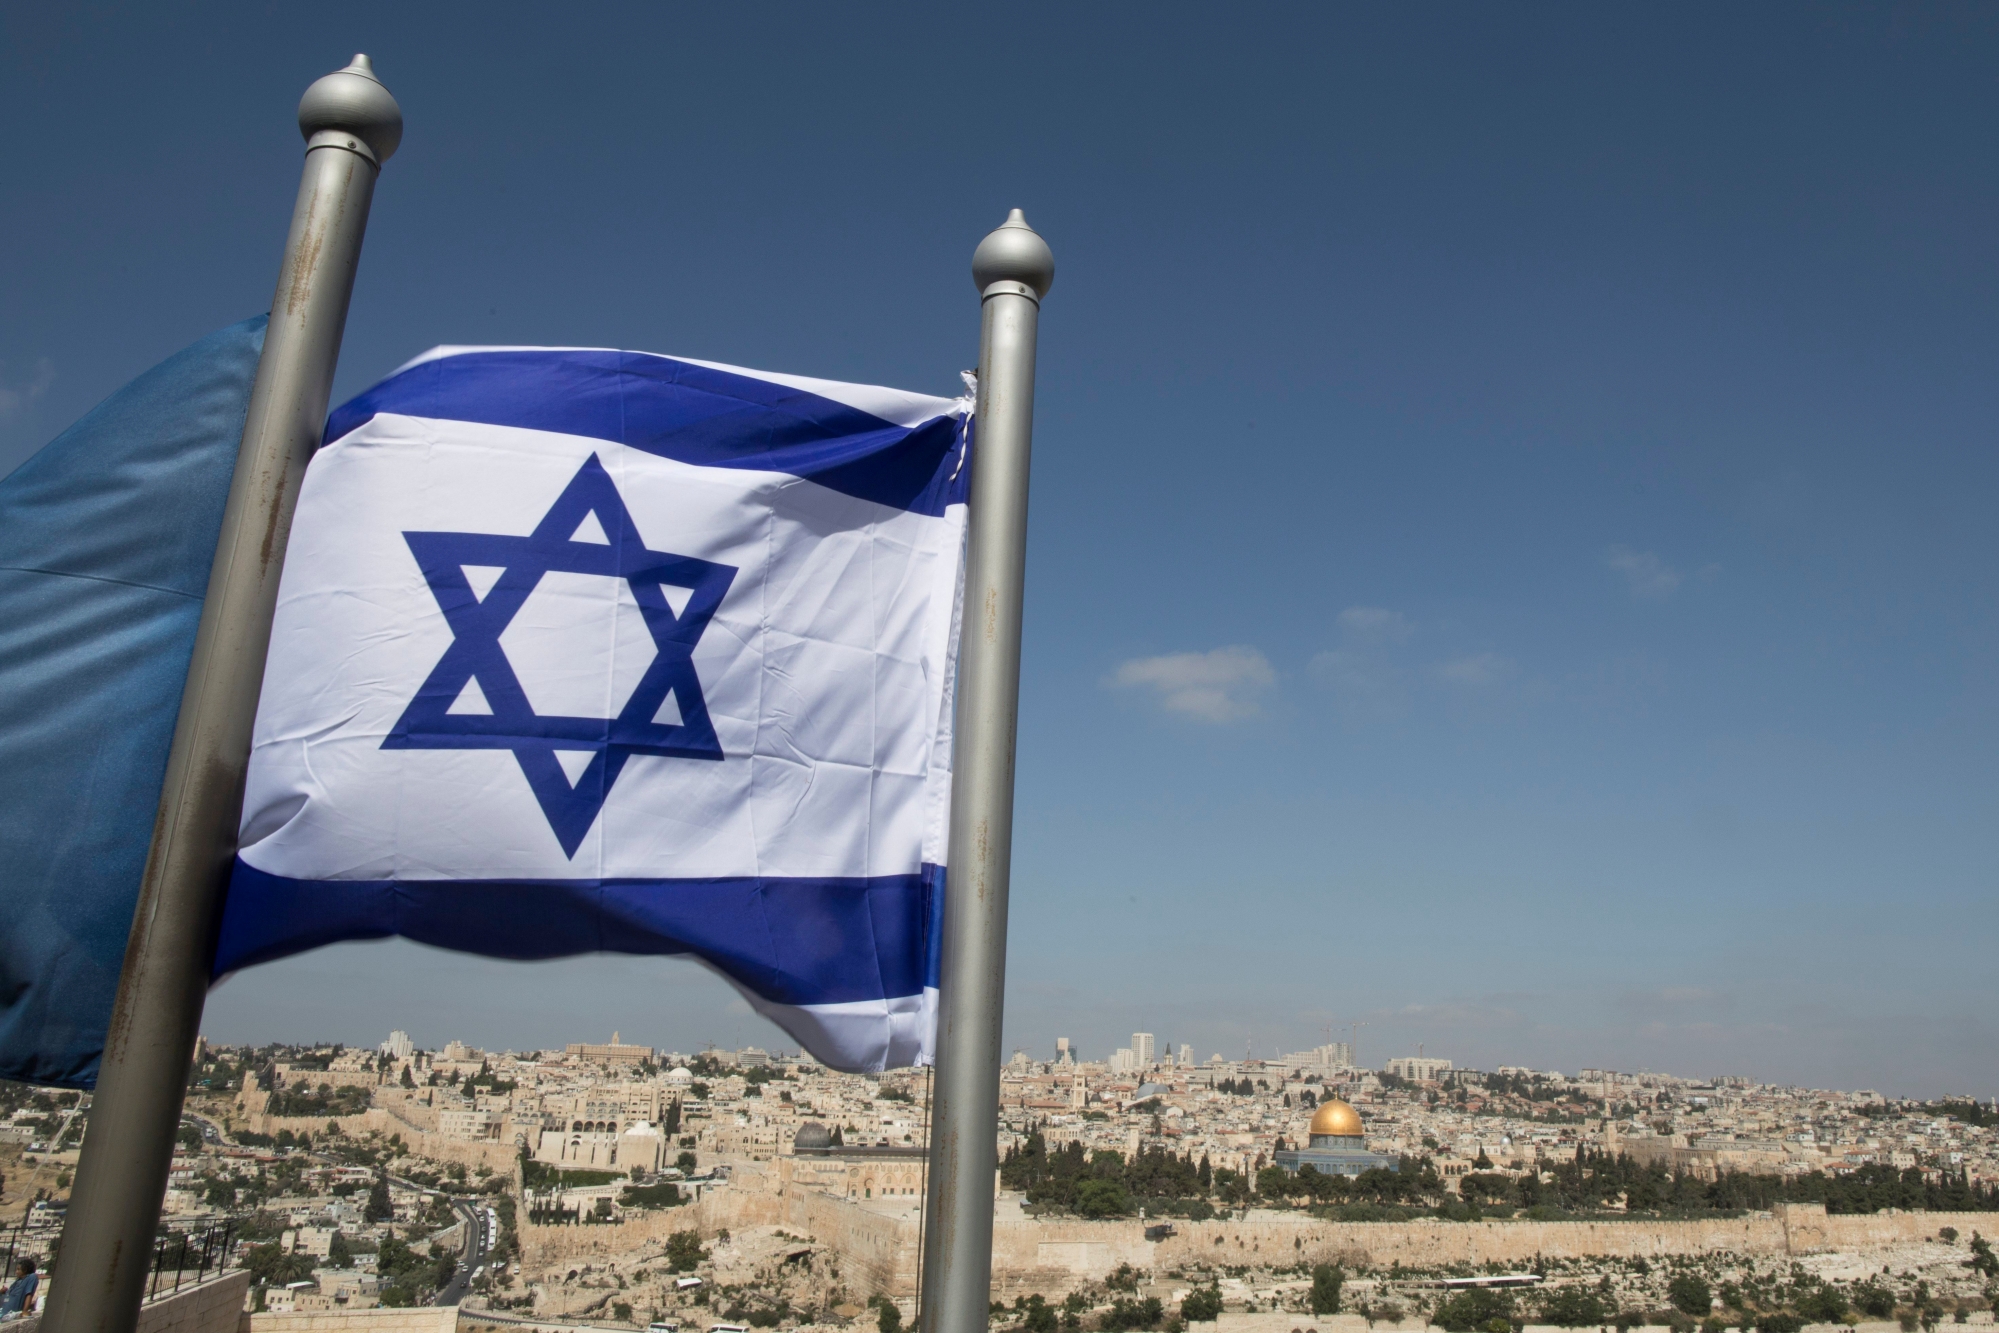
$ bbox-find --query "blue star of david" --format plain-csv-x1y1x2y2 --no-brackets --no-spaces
384,454,737,858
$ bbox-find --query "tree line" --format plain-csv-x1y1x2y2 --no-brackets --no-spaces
1003,1128,1998,1219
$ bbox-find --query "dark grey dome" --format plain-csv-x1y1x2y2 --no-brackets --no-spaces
793,1121,833,1150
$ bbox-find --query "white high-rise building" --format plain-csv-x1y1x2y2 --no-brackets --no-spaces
380,1030,413,1061
1055,1037,1074,1065
1179,1043,1193,1066
1386,1055,1453,1081
1132,1033,1155,1067
1282,1042,1355,1072
1110,1047,1137,1074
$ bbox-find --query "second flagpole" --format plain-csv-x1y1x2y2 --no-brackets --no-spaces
919,209,1054,1333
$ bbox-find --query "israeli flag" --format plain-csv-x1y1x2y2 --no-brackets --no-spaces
216,348,970,1072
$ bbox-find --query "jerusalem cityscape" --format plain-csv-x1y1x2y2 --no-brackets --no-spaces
4,1033,1996,1333
6,12,1999,1333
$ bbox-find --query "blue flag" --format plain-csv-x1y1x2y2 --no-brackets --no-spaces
0,316,267,1089
218,346,967,1072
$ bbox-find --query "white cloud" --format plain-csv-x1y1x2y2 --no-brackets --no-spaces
1110,645,1275,722
1334,605,1413,644
1605,545,1681,598
1309,606,1415,718
1432,651,1512,686
0,359,54,419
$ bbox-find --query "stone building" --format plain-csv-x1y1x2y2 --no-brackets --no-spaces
781,1121,928,1201
1272,1098,1396,1178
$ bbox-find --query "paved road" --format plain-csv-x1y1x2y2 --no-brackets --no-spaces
183,1111,226,1145
432,1196,491,1306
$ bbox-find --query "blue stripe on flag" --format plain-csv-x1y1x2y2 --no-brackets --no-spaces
217,860,940,1008
324,350,971,517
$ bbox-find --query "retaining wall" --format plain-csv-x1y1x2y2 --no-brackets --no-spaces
17,1271,250,1333
248,1308,461,1333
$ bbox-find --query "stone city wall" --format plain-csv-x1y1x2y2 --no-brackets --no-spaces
1151,1203,1991,1272
524,1179,1995,1305
517,1185,913,1294
230,1091,518,1177
782,1190,916,1297
517,1189,786,1268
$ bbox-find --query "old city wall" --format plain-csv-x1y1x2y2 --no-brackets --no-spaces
659,1195,1999,1302
1154,1213,1772,1271
1151,1204,1994,1271
523,1169,1997,1304
782,1190,917,1298
519,1183,918,1299
230,1091,517,1177
518,1190,786,1269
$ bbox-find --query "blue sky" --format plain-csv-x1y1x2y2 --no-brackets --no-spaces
5,5,1995,1095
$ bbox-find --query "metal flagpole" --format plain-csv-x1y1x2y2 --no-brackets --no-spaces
918,209,1054,1333
41,56,400,1333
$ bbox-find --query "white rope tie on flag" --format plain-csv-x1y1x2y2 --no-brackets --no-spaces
949,370,977,482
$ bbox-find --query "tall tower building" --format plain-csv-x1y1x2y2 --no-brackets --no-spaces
1132,1033,1155,1067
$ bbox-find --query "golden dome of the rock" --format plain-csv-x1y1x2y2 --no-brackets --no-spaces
1308,1098,1364,1138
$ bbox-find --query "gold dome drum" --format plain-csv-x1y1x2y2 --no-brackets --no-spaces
1308,1098,1364,1138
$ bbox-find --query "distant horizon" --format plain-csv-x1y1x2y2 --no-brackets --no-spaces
195,967,1985,1102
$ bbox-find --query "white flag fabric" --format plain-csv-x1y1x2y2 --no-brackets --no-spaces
215,347,969,1071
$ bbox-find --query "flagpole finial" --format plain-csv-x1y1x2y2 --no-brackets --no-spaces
972,208,1055,300
298,53,403,164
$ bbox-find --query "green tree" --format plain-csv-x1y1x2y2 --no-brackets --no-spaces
328,1231,352,1269
1074,1178,1130,1218
1310,1266,1344,1316
878,1301,903,1333
1434,1290,1513,1332
1542,1288,1608,1329
621,1181,684,1210
1181,1288,1223,1324
364,1172,394,1223
242,1242,315,1288
665,1229,706,1273
1669,1276,1714,1318
1855,1285,1897,1319
1100,1298,1164,1332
